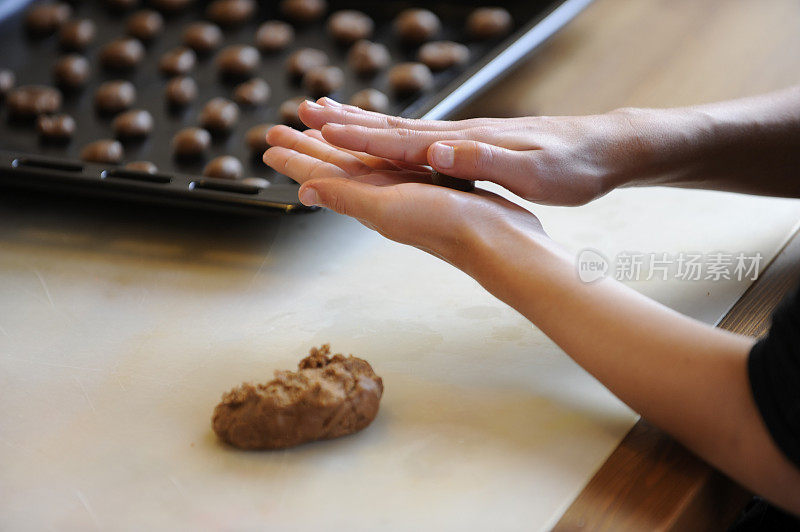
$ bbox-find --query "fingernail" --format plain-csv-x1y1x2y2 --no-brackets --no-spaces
432,143,455,169
320,97,341,107
299,187,321,206
324,123,344,131
305,101,323,110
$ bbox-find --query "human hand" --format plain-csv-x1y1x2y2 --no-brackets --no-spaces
296,97,657,206
262,124,549,271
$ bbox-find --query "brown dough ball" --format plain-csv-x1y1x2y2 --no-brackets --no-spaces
206,0,255,26
126,9,164,41
417,41,469,71
393,8,440,44
303,65,344,97
94,80,136,113
164,76,198,106
182,21,223,53
36,113,76,140
203,155,243,180
279,97,308,129
388,62,433,95
347,40,390,76
233,78,270,106
99,37,145,70
431,170,475,192
255,20,294,53
327,10,374,44
280,0,327,23
159,46,197,76
53,54,90,89
112,109,154,138
124,160,158,173
349,88,389,113
80,139,124,163
199,97,239,131
7,85,62,117
26,2,72,35
212,345,383,450
286,47,328,78
172,127,211,158
59,18,96,50
466,7,512,40
245,123,274,153
216,45,260,78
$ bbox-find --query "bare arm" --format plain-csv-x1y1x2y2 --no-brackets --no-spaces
262,124,800,514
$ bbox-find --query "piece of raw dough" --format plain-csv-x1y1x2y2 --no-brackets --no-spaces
212,345,383,450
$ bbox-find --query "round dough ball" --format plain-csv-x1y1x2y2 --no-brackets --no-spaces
303,65,344,97
205,0,256,27
466,7,512,40
286,47,328,78
112,108,154,138
216,45,260,78
349,88,389,113
26,2,72,35
94,80,136,113
203,155,243,180
124,160,158,173
388,62,433,95
80,139,124,163
172,127,211,158
99,37,145,70
36,113,76,140
53,54,90,89
59,18,96,50
159,46,197,76
347,40,390,76
255,20,295,52
280,0,327,23
126,9,164,41
233,78,270,106
327,10,373,44
182,22,223,53
199,97,240,131
393,8,440,44
417,41,469,71
165,76,198,106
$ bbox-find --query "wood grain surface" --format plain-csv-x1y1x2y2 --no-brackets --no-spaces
455,0,800,529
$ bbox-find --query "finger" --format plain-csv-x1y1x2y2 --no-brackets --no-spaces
266,125,371,175
303,129,433,174
320,123,491,165
427,140,548,202
299,97,486,132
296,177,388,225
263,146,349,184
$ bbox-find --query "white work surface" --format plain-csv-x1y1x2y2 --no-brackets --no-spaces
1,185,799,531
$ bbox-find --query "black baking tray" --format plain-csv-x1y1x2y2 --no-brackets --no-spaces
0,0,592,215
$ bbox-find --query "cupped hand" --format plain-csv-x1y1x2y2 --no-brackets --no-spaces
262,125,548,268
296,97,648,206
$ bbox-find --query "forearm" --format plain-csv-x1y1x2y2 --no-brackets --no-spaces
456,221,800,513
613,86,800,197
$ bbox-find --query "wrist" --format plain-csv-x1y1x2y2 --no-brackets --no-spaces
603,106,717,190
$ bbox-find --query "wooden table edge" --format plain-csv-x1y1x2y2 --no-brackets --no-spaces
553,224,800,531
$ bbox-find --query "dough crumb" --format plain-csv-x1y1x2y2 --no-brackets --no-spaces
212,345,383,450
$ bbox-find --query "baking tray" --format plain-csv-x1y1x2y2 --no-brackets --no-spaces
0,0,593,215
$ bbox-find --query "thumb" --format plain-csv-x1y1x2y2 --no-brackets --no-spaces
298,177,385,224
427,140,546,201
